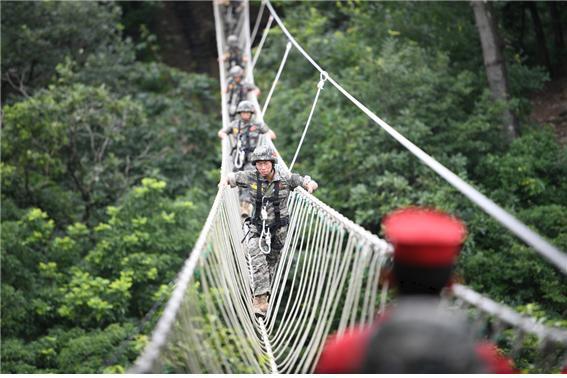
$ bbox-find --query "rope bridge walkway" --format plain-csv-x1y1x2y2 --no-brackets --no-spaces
129,1,567,373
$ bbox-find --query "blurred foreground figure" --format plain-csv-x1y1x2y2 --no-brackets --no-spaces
315,207,515,374
361,297,485,373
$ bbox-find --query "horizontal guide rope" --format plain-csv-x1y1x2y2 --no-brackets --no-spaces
453,284,567,344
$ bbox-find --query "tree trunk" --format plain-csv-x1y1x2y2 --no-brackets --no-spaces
527,2,552,76
471,0,518,141
548,2,565,76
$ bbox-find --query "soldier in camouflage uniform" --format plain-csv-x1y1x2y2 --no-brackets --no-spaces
219,145,318,316
225,65,260,119
223,35,247,68
218,0,243,35
218,100,277,219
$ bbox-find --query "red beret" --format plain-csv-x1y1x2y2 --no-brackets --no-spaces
382,207,467,267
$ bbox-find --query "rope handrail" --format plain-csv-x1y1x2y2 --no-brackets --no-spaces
129,187,225,373
452,284,567,345
264,0,566,274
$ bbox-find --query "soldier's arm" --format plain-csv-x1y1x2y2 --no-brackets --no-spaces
220,172,241,188
218,122,234,139
245,82,261,97
289,173,318,193
226,170,254,188
258,122,277,140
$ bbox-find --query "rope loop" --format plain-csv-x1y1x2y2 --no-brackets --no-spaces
317,71,328,90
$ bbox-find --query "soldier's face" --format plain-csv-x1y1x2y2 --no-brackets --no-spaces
256,161,273,177
240,112,251,121
235,75,242,83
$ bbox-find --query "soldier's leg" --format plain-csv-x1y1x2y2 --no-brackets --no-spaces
266,226,288,284
246,233,271,296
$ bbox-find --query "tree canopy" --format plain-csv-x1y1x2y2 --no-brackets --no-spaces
1,0,566,373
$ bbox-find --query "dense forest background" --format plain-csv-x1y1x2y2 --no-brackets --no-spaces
1,1,566,373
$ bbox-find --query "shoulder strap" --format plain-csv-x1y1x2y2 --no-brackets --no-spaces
273,180,281,227
239,83,244,101
243,122,252,150
237,120,242,136
254,171,262,222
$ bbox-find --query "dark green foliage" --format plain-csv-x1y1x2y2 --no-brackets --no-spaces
1,2,123,101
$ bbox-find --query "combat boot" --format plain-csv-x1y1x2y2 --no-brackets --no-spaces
252,294,269,317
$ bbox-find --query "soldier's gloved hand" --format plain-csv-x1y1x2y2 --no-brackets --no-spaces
305,180,318,194
218,178,229,189
218,130,228,140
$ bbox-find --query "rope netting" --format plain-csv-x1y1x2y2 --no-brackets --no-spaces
129,0,566,373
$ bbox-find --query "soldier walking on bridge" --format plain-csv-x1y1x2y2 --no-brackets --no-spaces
223,34,247,68
218,100,276,219
219,145,318,316
225,65,260,119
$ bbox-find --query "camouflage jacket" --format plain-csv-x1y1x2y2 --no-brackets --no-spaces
222,119,270,153
226,81,257,115
226,79,256,98
227,166,315,227
225,47,244,67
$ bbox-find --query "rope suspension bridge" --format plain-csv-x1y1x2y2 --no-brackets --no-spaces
129,1,567,373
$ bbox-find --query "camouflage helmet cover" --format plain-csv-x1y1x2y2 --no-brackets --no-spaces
229,65,244,77
251,145,277,165
236,100,256,113
227,35,238,47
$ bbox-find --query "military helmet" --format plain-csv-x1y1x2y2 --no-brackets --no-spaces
227,35,238,47
251,145,277,165
236,100,255,114
229,65,244,77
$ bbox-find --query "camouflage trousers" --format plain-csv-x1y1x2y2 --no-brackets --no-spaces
246,225,288,296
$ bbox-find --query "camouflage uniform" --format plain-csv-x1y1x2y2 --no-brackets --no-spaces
226,69,257,119
222,118,271,172
227,165,316,296
220,0,243,35
226,46,244,68
225,35,244,68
